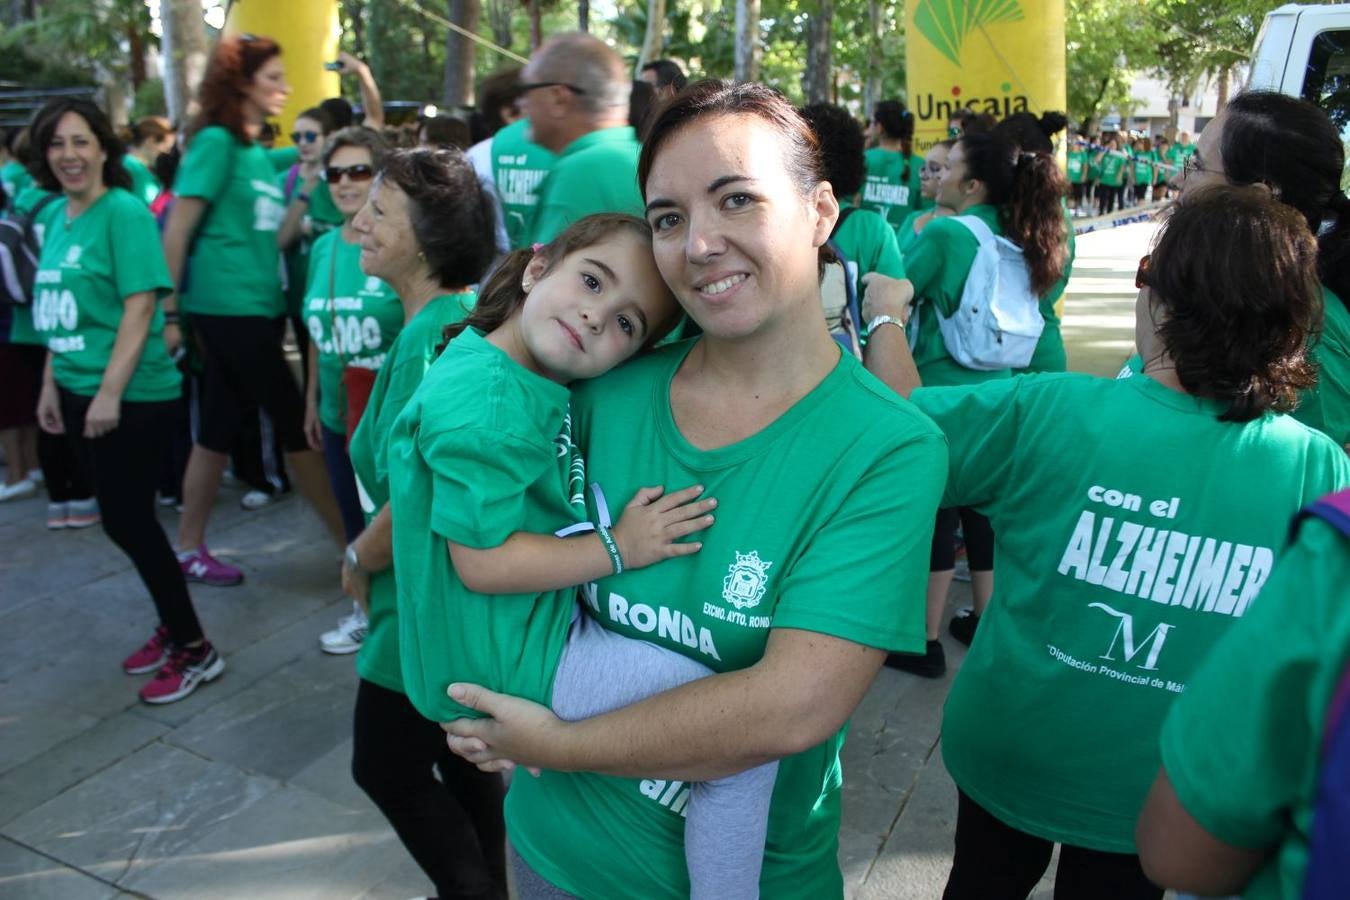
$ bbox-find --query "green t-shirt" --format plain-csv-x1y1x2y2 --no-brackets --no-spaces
527,126,642,245
895,208,930,258
492,119,557,251
304,230,403,434
504,340,948,900
911,373,1350,852
388,328,583,722
1132,150,1156,186
1098,151,1128,188
279,168,344,317
7,185,61,346
860,147,924,233
122,154,161,207
904,203,1013,385
1159,512,1350,900
32,189,179,401
832,204,906,295
1293,288,1350,447
1,159,32,207
174,126,287,317
350,292,474,693
1066,149,1088,185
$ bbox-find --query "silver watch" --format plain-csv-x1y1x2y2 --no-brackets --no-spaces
867,314,905,334
344,543,363,573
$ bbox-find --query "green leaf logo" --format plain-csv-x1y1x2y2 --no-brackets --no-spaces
914,0,1026,66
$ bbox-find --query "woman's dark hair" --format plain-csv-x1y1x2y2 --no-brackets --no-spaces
442,213,675,350
629,79,657,140
959,131,1067,295
154,143,181,188
188,33,282,144
320,97,354,130
800,102,866,200
992,111,1066,155
1146,184,1319,422
873,99,914,181
959,109,996,135
376,147,495,290
1219,91,1350,305
323,126,390,170
6,126,30,165
28,97,132,193
419,114,471,150
294,106,334,134
131,116,173,147
478,67,523,135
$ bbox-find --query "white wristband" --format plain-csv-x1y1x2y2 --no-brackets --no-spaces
867,314,905,334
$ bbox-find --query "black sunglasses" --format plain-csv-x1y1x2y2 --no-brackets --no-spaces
519,81,587,96
290,130,320,144
326,164,375,183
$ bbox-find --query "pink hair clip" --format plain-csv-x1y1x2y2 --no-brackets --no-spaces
531,242,545,253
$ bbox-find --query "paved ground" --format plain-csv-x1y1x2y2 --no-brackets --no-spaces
0,221,1155,899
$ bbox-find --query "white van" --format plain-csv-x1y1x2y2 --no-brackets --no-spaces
1249,2,1350,124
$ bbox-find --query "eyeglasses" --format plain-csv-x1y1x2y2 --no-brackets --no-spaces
325,164,375,183
290,130,321,144
519,81,587,96
1135,254,1151,290
1181,155,1215,179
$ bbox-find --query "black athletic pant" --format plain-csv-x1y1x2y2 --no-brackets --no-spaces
58,388,203,646
943,790,1163,900
351,678,507,900
931,506,995,572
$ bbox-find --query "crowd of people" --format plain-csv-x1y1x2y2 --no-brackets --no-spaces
1,26,1349,900
1064,129,1193,217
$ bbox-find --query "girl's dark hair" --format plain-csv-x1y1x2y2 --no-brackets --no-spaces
419,115,471,150
295,106,334,134
1146,184,1319,422
442,213,673,349
873,99,914,181
131,116,173,147
992,111,1066,155
800,102,866,199
28,97,132,193
376,147,495,290
1220,91,1350,306
323,126,390,170
188,33,282,144
959,131,1067,295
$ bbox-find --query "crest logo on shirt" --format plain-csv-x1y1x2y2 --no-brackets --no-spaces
63,244,82,267
363,276,381,294
722,551,773,610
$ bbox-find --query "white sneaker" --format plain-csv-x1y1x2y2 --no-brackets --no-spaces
26,468,43,485
0,478,36,502
240,487,289,510
319,605,368,655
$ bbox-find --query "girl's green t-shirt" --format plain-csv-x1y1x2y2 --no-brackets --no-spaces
122,154,161,206
387,328,583,722
7,186,61,346
350,291,474,694
832,204,907,292
1066,149,1088,185
173,125,287,318
861,147,925,232
32,189,179,401
504,340,948,900
912,372,1350,852
279,168,344,318
1132,150,1156,186
1160,514,1350,900
303,230,403,434
1098,151,1128,188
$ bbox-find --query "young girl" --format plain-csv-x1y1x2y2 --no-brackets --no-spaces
387,213,778,900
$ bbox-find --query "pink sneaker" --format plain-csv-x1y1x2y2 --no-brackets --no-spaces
64,498,100,529
123,625,171,674
139,642,225,704
179,545,244,587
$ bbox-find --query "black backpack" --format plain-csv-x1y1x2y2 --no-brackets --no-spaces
0,192,59,307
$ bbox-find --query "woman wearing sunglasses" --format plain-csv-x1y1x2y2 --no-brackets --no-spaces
277,106,341,364
302,127,402,656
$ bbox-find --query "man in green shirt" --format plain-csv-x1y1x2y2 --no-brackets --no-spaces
518,33,643,245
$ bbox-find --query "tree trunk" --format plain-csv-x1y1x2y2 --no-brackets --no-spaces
863,0,881,117
342,0,367,58
529,0,542,51
636,0,665,70
734,0,760,83
578,0,589,32
127,22,147,92
485,0,512,53
802,0,832,105
1215,66,1230,111
160,0,209,123
443,0,480,107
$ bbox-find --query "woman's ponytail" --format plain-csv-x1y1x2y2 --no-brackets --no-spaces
1318,191,1350,308
1005,151,1070,296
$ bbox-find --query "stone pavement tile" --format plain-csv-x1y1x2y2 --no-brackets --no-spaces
0,712,168,828
290,736,374,814
118,786,430,900
4,741,275,885
0,692,98,777
0,525,126,612
165,653,358,783
0,836,121,900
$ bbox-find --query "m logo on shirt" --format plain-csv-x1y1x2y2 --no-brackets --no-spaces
722,551,773,610
363,276,382,294
62,245,82,267
1090,602,1173,671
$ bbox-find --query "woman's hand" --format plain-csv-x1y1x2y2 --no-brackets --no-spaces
610,485,716,570
860,274,915,324
163,318,182,358
443,683,561,775
341,557,371,613
36,380,63,435
83,390,121,439
304,399,323,451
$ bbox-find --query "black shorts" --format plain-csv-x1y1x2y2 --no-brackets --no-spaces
192,313,308,455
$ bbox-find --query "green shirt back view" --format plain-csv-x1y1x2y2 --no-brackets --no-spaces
32,188,179,401
491,119,557,250
860,147,925,232
527,126,643,245
7,185,61,346
173,125,287,318
122,154,161,206
912,372,1350,853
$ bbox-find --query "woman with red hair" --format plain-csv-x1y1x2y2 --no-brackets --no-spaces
161,35,343,588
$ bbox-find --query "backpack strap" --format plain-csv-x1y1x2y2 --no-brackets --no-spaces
284,164,301,200
950,214,996,246
1292,488,1350,543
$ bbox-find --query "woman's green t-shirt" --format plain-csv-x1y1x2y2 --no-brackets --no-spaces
173,125,287,318
832,204,907,292
7,186,61,346
303,230,403,434
32,188,179,401
1293,288,1350,447
860,147,925,232
1132,150,1156,186
122,154,161,206
1159,513,1350,900
505,340,948,900
912,372,1350,852
387,328,583,722
1098,151,1128,188
1,159,31,206
279,168,344,318
1066,149,1088,185
350,291,474,693
1015,209,1076,375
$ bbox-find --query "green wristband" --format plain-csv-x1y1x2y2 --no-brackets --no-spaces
597,523,624,575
